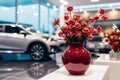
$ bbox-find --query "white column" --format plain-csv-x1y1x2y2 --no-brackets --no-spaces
56,4,65,35
60,4,65,26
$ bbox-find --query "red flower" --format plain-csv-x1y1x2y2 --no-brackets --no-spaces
111,37,116,41
54,6,107,42
105,39,109,42
89,17,95,22
94,16,99,20
117,44,120,48
111,45,115,49
76,32,82,38
97,25,102,32
58,32,64,37
79,18,83,22
93,29,98,34
64,15,69,20
73,14,80,20
99,8,105,14
65,21,69,25
64,37,68,41
82,28,89,33
67,6,73,11
107,36,110,38
102,15,108,21
61,26,68,33
68,31,73,37
88,27,94,34
88,35,93,40
68,19,75,25
53,19,59,25
81,21,87,27
75,22,81,29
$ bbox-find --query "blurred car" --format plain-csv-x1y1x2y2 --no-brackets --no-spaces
0,24,66,60
85,36,111,53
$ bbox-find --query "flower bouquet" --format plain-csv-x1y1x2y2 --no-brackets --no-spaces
106,30,120,60
54,6,108,75
54,6,108,43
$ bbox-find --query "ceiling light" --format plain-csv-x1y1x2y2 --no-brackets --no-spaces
91,0,99,2
59,0,69,5
47,3,50,6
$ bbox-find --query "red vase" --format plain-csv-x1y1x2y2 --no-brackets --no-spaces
62,42,91,75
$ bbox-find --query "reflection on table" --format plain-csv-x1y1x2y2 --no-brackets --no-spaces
39,65,109,80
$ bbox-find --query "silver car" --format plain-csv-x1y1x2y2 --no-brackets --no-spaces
0,24,66,60
85,36,111,53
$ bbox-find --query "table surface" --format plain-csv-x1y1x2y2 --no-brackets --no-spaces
39,65,109,80
94,54,120,80
95,54,120,63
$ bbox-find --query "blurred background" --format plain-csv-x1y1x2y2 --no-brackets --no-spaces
0,0,120,80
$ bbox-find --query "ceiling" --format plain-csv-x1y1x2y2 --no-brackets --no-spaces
48,0,120,6
0,0,120,7
0,0,47,7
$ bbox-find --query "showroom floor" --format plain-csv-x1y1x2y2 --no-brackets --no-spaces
0,53,98,80
0,55,59,80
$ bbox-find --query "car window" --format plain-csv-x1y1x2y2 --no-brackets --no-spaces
14,26,22,33
5,25,14,33
0,25,3,32
5,25,23,34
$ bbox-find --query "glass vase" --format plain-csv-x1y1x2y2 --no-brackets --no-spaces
109,49,120,60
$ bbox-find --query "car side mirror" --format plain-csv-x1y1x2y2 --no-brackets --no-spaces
20,30,27,37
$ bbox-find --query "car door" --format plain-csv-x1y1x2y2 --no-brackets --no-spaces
0,25,29,52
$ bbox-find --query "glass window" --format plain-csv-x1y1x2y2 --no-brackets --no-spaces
18,0,38,31
0,0,15,23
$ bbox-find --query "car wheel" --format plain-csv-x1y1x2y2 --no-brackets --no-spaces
28,43,47,60
27,62,47,79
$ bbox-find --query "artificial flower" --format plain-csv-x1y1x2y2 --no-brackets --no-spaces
67,6,73,11
106,31,120,50
54,6,108,42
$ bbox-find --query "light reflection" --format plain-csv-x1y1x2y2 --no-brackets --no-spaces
0,68,12,71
